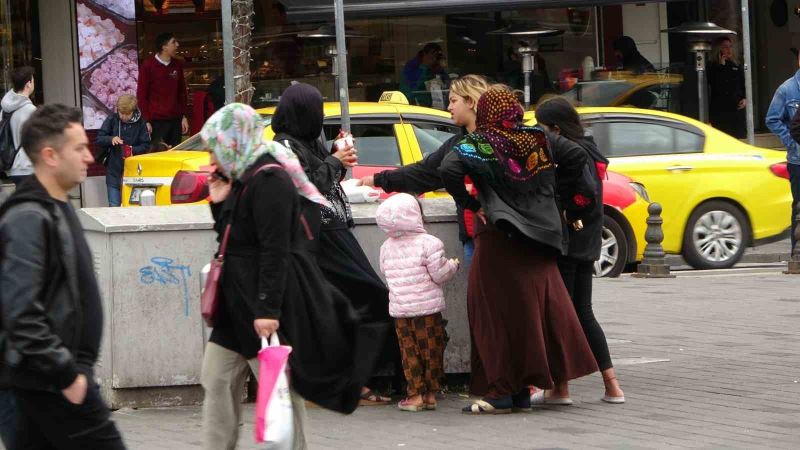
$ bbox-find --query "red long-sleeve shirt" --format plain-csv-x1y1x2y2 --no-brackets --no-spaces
136,55,188,122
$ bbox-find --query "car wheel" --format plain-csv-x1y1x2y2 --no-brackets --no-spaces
594,214,628,278
682,200,749,270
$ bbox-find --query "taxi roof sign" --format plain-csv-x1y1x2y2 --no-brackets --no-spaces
378,91,409,105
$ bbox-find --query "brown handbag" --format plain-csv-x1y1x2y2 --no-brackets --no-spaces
200,163,283,327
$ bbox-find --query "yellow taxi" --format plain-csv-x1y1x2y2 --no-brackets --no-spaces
122,95,650,277
526,107,792,270
122,96,454,207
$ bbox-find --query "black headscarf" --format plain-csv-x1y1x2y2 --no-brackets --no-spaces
612,36,656,74
272,83,324,141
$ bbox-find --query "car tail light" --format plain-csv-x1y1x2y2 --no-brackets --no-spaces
770,162,790,180
171,170,210,204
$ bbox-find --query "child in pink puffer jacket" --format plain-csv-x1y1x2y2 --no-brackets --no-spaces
376,193,459,412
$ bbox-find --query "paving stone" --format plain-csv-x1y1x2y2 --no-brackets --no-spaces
111,273,800,449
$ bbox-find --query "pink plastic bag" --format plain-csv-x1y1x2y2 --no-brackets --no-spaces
254,335,294,447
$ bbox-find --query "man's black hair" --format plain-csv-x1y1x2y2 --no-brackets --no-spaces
155,32,176,53
11,66,35,92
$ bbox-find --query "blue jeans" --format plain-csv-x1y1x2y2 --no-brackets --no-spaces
107,184,122,207
0,389,17,449
789,164,800,253
463,239,475,270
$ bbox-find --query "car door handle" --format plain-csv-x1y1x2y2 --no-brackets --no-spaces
666,165,693,172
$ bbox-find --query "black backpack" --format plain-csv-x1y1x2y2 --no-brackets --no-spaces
0,109,18,173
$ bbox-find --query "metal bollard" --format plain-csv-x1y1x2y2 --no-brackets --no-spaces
785,203,800,274
632,202,675,278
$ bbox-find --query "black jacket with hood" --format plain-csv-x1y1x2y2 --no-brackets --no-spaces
562,135,608,262
0,176,99,392
96,109,151,187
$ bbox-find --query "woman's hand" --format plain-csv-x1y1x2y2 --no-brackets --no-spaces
333,145,358,168
357,175,374,187
207,175,232,203
254,318,279,337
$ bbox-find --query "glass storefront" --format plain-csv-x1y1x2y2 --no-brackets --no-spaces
245,0,742,130
0,0,42,105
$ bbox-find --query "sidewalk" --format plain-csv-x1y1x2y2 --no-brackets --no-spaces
113,270,800,449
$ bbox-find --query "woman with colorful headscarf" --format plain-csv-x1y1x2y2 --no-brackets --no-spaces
199,103,385,449
439,87,599,414
272,83,396,405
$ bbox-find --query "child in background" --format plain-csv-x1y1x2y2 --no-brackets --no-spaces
376,193,459,411
96,94,150,206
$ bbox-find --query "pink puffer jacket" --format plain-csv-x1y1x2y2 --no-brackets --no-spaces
376,194,458,318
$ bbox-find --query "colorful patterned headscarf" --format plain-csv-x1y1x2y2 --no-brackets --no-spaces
453,88,554,192
200,103,331,207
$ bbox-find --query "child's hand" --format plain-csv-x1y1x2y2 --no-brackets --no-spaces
111,136,124,146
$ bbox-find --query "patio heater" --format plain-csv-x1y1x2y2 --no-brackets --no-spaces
297,24,370,103
488,24,563,109
661,22,735,123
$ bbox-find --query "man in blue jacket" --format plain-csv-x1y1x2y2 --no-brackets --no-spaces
765,51,800,253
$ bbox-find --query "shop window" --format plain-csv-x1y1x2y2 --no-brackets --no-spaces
323,123,401,167
591,120,704,157
410,123,461,157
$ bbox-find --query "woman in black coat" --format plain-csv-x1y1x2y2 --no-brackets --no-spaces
708,36,746,138
199,103,385,449
535,97,625,404
272,83,395,404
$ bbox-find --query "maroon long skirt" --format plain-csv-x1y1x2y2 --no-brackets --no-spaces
468,225,599,398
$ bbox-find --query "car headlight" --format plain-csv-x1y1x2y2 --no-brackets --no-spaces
629,182,650,202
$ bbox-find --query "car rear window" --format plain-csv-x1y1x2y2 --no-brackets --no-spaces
171,114,273,151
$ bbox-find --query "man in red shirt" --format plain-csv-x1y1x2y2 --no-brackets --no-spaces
137,33,189,150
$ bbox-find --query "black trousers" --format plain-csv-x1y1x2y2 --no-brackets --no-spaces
149,118,183,149
13,384,125,450
789,163,800,253
558,257,613,371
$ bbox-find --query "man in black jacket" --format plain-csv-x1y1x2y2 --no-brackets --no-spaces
0,104,126,449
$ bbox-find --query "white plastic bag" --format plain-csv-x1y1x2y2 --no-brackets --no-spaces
254,335,294,449
341,178,381,203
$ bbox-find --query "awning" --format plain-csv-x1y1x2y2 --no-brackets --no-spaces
285,0,671,20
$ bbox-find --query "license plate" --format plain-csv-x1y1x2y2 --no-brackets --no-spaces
129,187,155,204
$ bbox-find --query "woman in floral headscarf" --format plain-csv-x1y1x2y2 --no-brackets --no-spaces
439,87,599,415
199,104,386,449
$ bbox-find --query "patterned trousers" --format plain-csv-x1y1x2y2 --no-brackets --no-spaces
394,313,446,397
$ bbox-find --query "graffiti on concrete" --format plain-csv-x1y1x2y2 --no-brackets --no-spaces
139,257,192,316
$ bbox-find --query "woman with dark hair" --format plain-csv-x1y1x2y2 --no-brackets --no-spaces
440,87,598,414
199,103,384,449
534,97,625,404
272,83,395,405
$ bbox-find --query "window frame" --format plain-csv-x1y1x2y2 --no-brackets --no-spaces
322,115,405,167
581,113,706,158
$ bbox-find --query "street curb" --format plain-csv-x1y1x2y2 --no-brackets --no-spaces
665,252,791,267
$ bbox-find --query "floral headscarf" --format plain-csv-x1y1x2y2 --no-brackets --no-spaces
200,103,331,207
454,88,554,193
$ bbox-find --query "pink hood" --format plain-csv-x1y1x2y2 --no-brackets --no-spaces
376,193,426,237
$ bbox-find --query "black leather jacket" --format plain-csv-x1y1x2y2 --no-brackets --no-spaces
0,176,83,391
